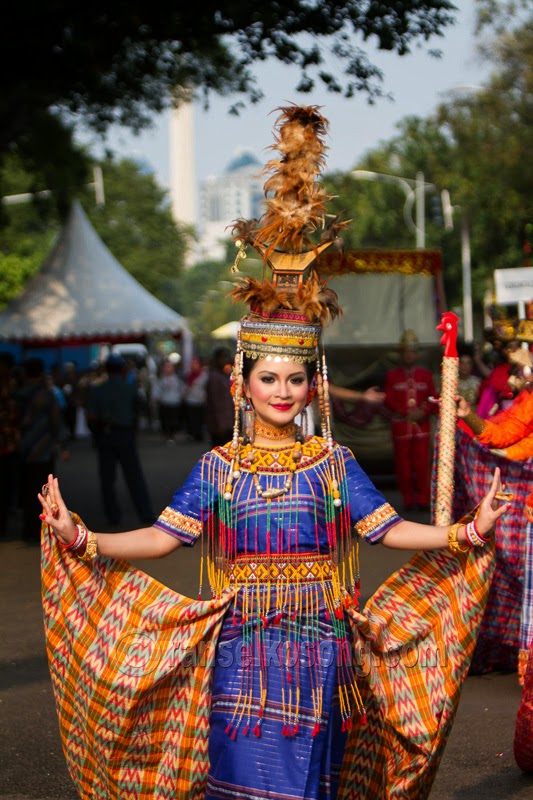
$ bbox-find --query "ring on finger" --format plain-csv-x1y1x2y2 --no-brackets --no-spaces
42,484,50,497
50,502,59,517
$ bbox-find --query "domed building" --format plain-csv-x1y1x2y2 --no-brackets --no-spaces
198,149,264,261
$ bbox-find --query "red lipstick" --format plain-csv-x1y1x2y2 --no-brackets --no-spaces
271,404,293,411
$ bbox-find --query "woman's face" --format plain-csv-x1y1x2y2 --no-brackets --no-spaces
245,359,309,428
459,355,473,378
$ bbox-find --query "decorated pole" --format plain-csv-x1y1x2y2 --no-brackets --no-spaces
434,311,460,526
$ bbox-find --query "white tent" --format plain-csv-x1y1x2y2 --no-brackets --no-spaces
211,320,240,340
0,201,190,345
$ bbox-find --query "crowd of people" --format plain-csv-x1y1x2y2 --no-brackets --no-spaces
1,329,529,538
0,347,234,538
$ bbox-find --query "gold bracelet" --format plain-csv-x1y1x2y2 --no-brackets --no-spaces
462,411,486,436
448,522,470,554
78,530,98,562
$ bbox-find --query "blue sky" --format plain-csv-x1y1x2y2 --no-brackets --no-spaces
79,0,490,189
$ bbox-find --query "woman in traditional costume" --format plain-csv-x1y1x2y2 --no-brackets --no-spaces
39,106,508,800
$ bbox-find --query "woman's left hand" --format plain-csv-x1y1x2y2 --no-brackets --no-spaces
38,474,77,546
475,467,511,538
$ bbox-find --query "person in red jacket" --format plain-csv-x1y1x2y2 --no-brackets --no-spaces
384,330,436,511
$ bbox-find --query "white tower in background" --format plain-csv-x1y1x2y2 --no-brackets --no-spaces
170,102,197,265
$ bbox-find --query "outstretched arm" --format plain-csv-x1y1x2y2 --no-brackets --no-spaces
38,474,182,560
329,383,385,404
457,393,533,445
380,468,509,550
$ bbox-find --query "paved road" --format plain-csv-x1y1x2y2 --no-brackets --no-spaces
1,433,531,799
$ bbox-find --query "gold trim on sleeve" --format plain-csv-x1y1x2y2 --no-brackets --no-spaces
355,503,398,539
158,507,202,539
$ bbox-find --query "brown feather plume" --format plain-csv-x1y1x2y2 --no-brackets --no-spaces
295,274,342,323
230,277,291,314
231,218,260,245
250,104,332,257
229,106,345,328
231,274,341,325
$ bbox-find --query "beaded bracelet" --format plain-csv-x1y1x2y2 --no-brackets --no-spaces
465,520,487,548
59,524,88,552
473,517,490,542
448,522,470,554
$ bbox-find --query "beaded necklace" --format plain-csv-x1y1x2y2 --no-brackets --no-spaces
253,418,296,441
246,440,303,499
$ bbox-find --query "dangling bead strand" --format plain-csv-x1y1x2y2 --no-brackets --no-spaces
320,351,343,509
225,343,244,501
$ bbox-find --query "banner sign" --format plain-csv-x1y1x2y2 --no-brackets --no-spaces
494,267,533,304
317,249,442,277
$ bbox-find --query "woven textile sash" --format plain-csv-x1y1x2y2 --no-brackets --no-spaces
338,541,495,800
42,519,495,799
41,523,235,800
229,553,334,584
434,426,532,674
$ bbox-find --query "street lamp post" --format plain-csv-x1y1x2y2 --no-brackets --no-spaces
351,169,429,249
350,169,474,341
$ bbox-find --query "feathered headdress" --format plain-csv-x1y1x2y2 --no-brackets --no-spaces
230,103,345,362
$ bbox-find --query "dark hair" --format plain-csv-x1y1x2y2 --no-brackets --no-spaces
211,346,233,369
242,355,316,383
0,352,14,369
23,357,45,379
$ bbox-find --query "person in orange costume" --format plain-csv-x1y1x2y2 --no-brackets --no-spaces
458,348,533,774
384,330,436,511
458,348,533,476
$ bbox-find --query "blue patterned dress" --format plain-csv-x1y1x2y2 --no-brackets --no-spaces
154,436,402,800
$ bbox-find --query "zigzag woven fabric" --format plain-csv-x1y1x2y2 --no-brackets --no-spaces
514,643,533,773
338,542,495,799
447,426,532,673
521,520,533,671
41,523,234,800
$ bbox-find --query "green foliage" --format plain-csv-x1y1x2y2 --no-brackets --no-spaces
0,115,89,221
0,250,48,309
474,0,530,35
432,17,532,298
80,158,191,300
322,12,532,317
0,1,456,165
0,155,63,308
171,244,263,340
0,154,191,310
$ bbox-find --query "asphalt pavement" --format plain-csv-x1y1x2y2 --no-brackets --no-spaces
1,432,532,799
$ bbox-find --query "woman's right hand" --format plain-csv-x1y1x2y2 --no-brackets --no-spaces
456,395,471,418
38,474,77,546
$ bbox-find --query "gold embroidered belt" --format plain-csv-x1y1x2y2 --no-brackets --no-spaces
229,553,334,585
